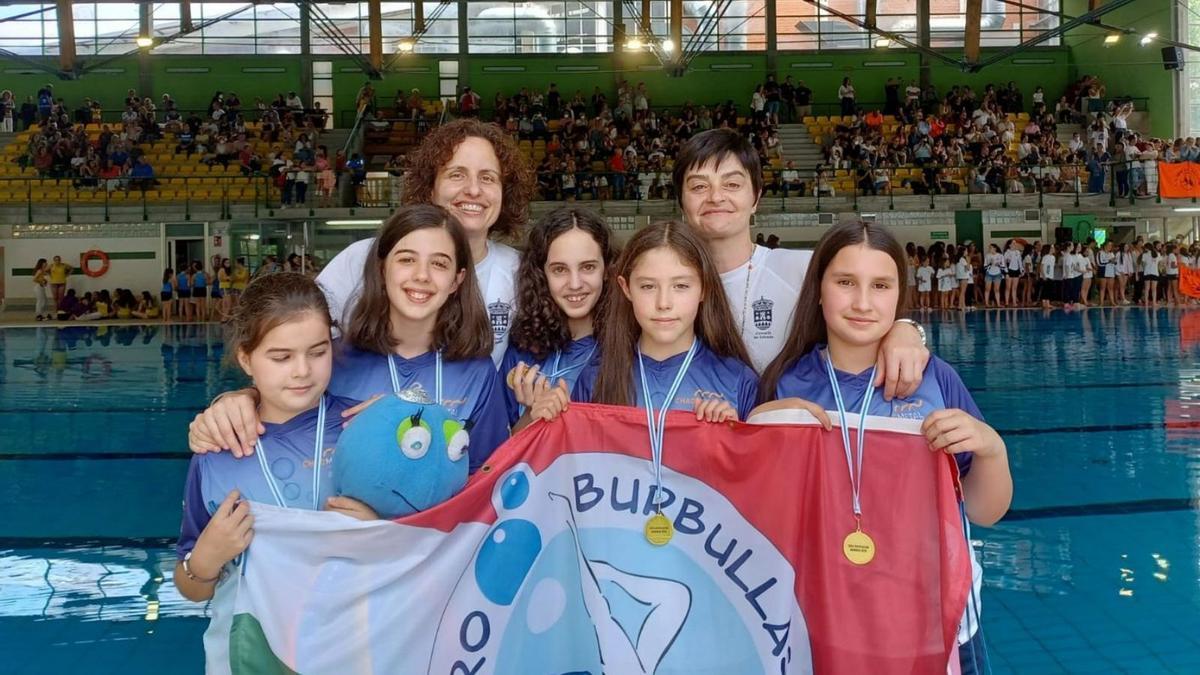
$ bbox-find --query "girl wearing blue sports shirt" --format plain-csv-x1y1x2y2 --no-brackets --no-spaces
530,220,758,424
175,272,355,601
753,221,1012,675
176,265,192,321
191,261,208,322
502,207,616,428
188,205,509,480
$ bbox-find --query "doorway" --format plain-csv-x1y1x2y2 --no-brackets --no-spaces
169,238,205,273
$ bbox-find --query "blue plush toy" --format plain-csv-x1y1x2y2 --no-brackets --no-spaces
331,395,471,519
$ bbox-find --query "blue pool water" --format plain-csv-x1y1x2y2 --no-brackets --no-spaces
2,314,1200,673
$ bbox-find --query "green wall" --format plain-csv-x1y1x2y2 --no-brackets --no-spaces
0,47,1070,120
1064,0,1176,137
0,9,1172,133
0,57,140,110
0,54,440,121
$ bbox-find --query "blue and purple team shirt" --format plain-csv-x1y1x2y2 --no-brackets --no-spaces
328,342,509,472
572,341,759,421
499,335,598,426
176,394,354,560
771,347,976,476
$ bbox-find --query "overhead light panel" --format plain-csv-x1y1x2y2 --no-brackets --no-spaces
1141,33,1158,46
136,36,154,48
1104,34,1120,45
875,38,891,48
626,37,643,51
661,39,675,53
397,39,415,53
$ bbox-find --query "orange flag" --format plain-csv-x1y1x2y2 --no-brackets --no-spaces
1159,162,1200,198
1180,265,1200,299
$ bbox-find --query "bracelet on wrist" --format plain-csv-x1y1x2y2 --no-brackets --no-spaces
183,551,222,584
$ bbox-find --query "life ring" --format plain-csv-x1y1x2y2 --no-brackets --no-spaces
81,250,110,278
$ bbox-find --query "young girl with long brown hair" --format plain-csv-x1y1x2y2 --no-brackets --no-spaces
754,221,1011,675
187,205,509,475
529,220,758,424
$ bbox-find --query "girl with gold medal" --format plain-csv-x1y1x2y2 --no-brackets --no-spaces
526,220,760,546
753,221,1012,675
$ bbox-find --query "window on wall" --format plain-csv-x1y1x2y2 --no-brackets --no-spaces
466,1,613,54
681,1,767,52
623,1,765,53
310,2,458,55
930,0,1060,48
73,2,140,55
1186,1,1200,136
776,0,1060,51
0,4,52,56
139,3,304,55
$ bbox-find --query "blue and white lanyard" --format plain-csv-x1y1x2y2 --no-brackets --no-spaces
548,343,597,383
638,339,698,511
517,343,598,417
387,350,443,404
254,395,327,510
823,352,877,520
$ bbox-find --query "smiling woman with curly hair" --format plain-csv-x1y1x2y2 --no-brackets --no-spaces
500,206,616,426
402,118,534,243
317,118,536,366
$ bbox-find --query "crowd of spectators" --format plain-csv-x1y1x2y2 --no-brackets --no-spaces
808,74,1167,198
4,83,341,207
385,79,783,202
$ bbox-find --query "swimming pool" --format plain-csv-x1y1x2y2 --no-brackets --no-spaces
2,313,1199,673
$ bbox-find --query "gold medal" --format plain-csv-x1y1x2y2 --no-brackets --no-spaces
842,527,876,565
645,512,674,546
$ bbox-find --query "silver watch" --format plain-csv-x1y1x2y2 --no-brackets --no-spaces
894,318,926,347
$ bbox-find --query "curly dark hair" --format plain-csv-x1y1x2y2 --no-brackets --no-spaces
509,207,617,360
401,118,535,241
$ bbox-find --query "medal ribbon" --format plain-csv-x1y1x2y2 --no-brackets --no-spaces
255,395,327,510
637,339,698,511
516,343,598,418
823,351,877,521
387,351,444,404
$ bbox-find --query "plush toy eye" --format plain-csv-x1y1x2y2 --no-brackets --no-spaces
399,423,432,459
447,429,470,462
444,419,468,462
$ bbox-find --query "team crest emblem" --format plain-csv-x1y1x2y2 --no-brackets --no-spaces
752,297,774,331
489,300,512,343
397,381,434,405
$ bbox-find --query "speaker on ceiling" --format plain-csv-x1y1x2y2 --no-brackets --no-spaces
1162,46,1184,71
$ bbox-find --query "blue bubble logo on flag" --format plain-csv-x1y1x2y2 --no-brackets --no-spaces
208,404,969,675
